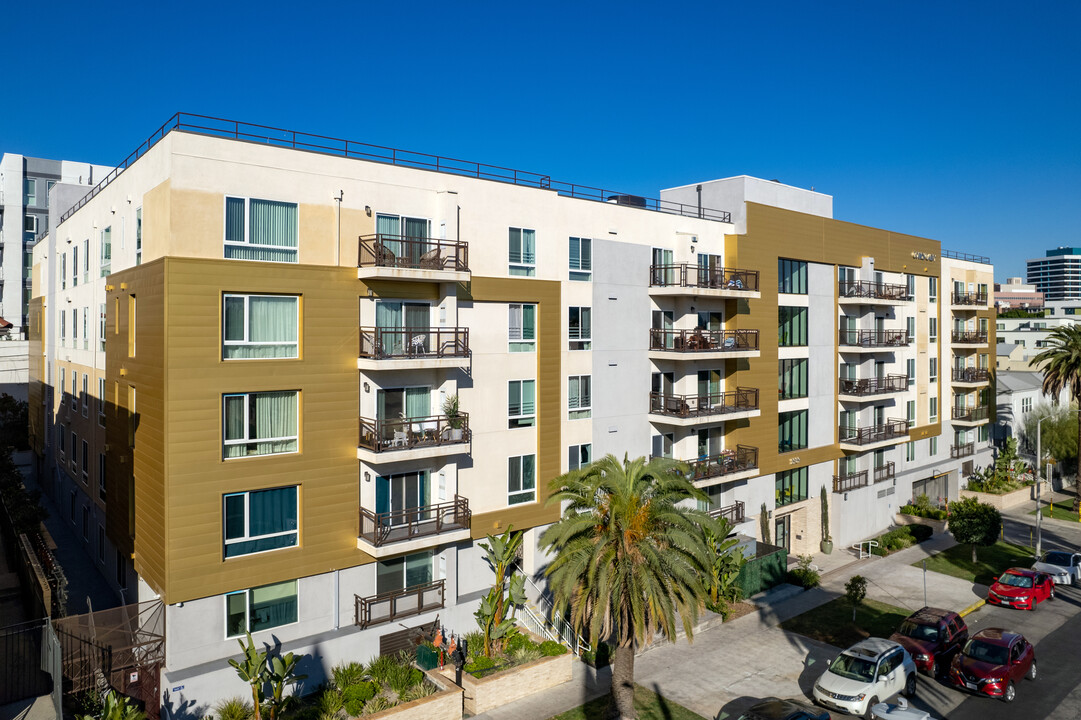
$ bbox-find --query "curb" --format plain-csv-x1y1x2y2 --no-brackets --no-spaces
959,599,985,617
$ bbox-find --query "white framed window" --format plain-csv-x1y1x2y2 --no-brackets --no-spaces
569,443,592,471
59,368,66,410
58,423,66,455
508,227,536,276
83,238,89,283
225,197,298,263
71,372,77,410
82,374,89,416
929,358,937,383
568,375,591,420
98,453,106,501
24,215,37,233
906,274,916,301
929,436,938,456
1021,397,1032,413
98,377,106,427
905,441,916,462
72,244,79,287
70,431,77,472
223,294,300,359
223,391,299,458
906,317,915,343
569,237,592,281
24,178,36,206
73,308,78,345
928,277,937,302
99,304,106,352
225,580,298,639
376,551,433,595
508,454,536,505
569,306,591,350
508,380,536,428
223,486,299,558
100,226,112,276
508,303,536,352
907,400,916,428
929,396,938,423
906,358,915,387
60,310,66,344
135,207,143,265
81,440,89,484
60,254,66,290
82,306,88,350
929,317,937,342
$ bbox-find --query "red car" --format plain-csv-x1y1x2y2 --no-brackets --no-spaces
888,606,968,677
949,628,1036,702
986,568,1054,610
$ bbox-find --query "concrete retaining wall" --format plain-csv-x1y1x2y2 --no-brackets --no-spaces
453,651,573,715
894,513,947,535
366,670,462,720
960,481,1049,511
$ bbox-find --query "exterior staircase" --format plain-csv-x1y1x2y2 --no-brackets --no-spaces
514,571,590,656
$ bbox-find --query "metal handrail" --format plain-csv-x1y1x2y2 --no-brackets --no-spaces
59,112,732,228
951,331,988,344
838,280,908,301
358,234,469,272
942,249,991,264
648,328,759,352
358,495,471,547
951,406,990,422
952,292,989,306
838,375,908,395
648,388,760,418
517,605,560,645
951,442,976,458
518,572,590,655
359,326,469,359
853,540,880,560
354,579,446,629
838,329,909,347
709,500,746,525
839,419,909,445
649,264,759,291
874,462,895,483
952,368,990,383
688,446,758,482
833,470,869,493
358,414,470,452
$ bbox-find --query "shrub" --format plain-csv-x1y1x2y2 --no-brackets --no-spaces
385,665,423,695
510,644,543,665
364,654,398,684
214,698,254,720
342,682,377,716
362,696,391,714
464,656,495,675
581,642,614,668
787,554,820,589
870,524,933,556
400,682,437,703
331,661,367,690
315,688,343,716
504,633,536,654
539,640,568,656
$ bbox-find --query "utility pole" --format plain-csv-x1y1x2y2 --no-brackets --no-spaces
1036,417,1047,558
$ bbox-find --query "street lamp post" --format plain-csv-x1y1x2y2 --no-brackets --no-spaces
1036,416,1049,558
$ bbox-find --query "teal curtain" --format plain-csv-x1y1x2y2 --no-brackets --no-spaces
376,302,403,355
522,304,536,340
376,476,389,516
405,387,429,419
225,487,298,557
224,494,245,540
404,217,429,265
377,215,401,259
226,198,245,243
404,304,430,353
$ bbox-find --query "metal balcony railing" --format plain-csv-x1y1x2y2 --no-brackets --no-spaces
709,500,746,526
839,280,908,301
358,234,469,272
834,470,869,493
359,326,469,359
951,406,990,422
648,328,759,352
358,495,471,547
951,331,988,344
687,446,758,482
874,462,895,483
952,292,989,306
649,264,759,292
838,329,909,347
839,419,909,445
354,579,446,629
358,414,470,452
952,368,990,383
838,375,908,396
648,388,760,418
951,442,976,458
942,249,991,264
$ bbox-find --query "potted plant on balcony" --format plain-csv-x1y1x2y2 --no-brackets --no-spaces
820,485,833,554
443,393,464,441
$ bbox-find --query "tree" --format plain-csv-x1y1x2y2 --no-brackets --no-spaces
949,496,1002,562
759,502,771,545
265,651,307,720
228,633,268,720
0,394,28,451
540,454,715,720
845,575,867,622
1032,325,1081,508
474,527,526,656
1021,402,1078,471
703,517,745,617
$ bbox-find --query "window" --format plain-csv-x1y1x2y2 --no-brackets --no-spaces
375,551,432,595
24,215,37,233
98,378,106,426
906,358,916,387
223,486,299,558
71,372,77,410
569,237,591,281
72,244,79,287
906,317,916,343
508,227,536,276
59,368,66,409
508,303,536,352
97,525,106,564
69,490,76,523
98,453,106,501
58,424,65,455
568,375,591,419
508,380,536,428
73,308,78,346
978,425,989,442
568,444,592,471
135,207,142,265
929,396,938,423
128,295,136,357
906,274,916,301
779,359,808,400
906,441,916,462
508,454,536,504
223,294,300,359
82,374,89,416
929,436,938,456
907,400,916,427
928,317,937,342
82,306,88,350
83,238,89,283
82,441,89,483
779,307,808,346
776,467,808,507
375,470,429,517
929,358,937,383
60,310,66,344
100,226,112,276
225,580,298,638
1021,397,1033,413
929,277,937,302
24,178,36,206
99,304,106,351
778,259,807,294
568,307,591,350
225,197,299,263
60,254,66,290
115,548,127,588
779,410,808,452
71,432,77,472
223,391,299,458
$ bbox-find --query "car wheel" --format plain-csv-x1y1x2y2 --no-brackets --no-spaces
1028,659,1037,680
1050,586,1056,600
1003,681,1016,703
904,673,916,697
863,696,879,720
928,659,937,678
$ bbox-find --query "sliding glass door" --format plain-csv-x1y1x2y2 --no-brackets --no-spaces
376,301,430,355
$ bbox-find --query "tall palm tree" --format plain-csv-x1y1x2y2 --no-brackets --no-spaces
1032,324,1081,509
539,454,717,720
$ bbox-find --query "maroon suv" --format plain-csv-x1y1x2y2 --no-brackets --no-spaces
949,628,1036,702
888,606,968,677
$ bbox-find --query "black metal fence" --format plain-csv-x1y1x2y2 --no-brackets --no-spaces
0,618,62,713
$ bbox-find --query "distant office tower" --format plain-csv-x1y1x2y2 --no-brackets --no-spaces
1027,247,1081,301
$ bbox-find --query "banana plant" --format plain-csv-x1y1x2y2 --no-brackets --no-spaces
227,632,268,720
264,651,307,720
476,527,526,656
77,690,146,720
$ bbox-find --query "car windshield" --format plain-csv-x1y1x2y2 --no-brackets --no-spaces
897,620,939,642
829,653,877,682
997,573,1033,588
1041,552,1072,566
963,639,1008,665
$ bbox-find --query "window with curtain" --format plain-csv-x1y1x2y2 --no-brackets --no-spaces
778,259,807,294
568,444,592,471
568,375,591,419
775,467,808,507
569,307,591,350
509,380,536,428
779,359,807,399
375,551,433,595
509,227,536,276
223,486,299,558
778,307,807,346
929,396,938,422
779,410,807,452
508,304,536,352
100,227,112,276
375,301,430,356
225,197,299,263
569,237,591,281
376,214,430,266
99,304,106,352
375,471,429,520
60,254,66,291
24,178,36,206
73,245,79,287
651,433,673,459
907,400,916,427
223,294,300,359
223,391,299,458
226,580,298,638
928,277,937,301
508,454,536,504
906,442,916,462
136,207,143,265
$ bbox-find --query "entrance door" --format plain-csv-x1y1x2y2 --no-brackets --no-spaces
775,514,791,551
377,301,430,355
652,310,674,349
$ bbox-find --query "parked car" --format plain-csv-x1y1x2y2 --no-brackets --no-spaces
737,697,832,719
986,568,1054,610
1032,549,1081,585
870,698,938,720
813,638,916,719
888,607,968,677
948,628,1036,702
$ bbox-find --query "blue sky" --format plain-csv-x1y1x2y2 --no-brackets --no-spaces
3,0,1077,279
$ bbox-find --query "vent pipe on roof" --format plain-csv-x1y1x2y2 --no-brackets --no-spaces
696,185,702,219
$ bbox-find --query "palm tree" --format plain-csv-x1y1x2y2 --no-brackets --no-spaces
1032,324,1081,509
539,454,717,720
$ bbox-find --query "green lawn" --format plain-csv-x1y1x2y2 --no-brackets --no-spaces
547,684,706,720
1031,504,1081,523
915,541,1034,585
780,597,909,649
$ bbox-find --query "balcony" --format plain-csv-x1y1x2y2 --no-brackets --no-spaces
648,388,760,426
838,329,909,351
708,500,746,527
358,327,470,370
838,280,909,305
838,375,908,400
951,442,976,458
354,579,446,630
952,367,990,385
951,292,989,308
357,414,470,462
357,496,471,557
648,329,760,360
833,470,869,493
951,405,990,425
686,446,759,485
648,264,761,298
357,234,469,282
951,331,988,346
874,462,895,484
839,419,909,450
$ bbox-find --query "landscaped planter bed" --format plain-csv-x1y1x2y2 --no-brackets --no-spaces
447,650,573,715
362,669,462,720
961,481,1049,511
894,512,947,534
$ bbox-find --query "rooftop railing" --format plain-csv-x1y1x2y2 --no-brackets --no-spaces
649,264,759,291
648,328,759,353
942,249,991,265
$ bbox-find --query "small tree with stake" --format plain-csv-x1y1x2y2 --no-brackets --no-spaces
949,496,1002,563
845,575,867,622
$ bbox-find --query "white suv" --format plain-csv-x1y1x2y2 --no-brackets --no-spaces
813,638,917,719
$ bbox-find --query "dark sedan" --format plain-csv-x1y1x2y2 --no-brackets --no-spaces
737,697,832,719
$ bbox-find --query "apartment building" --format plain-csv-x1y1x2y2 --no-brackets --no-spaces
1027,247,1081,301
29,116,994,709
